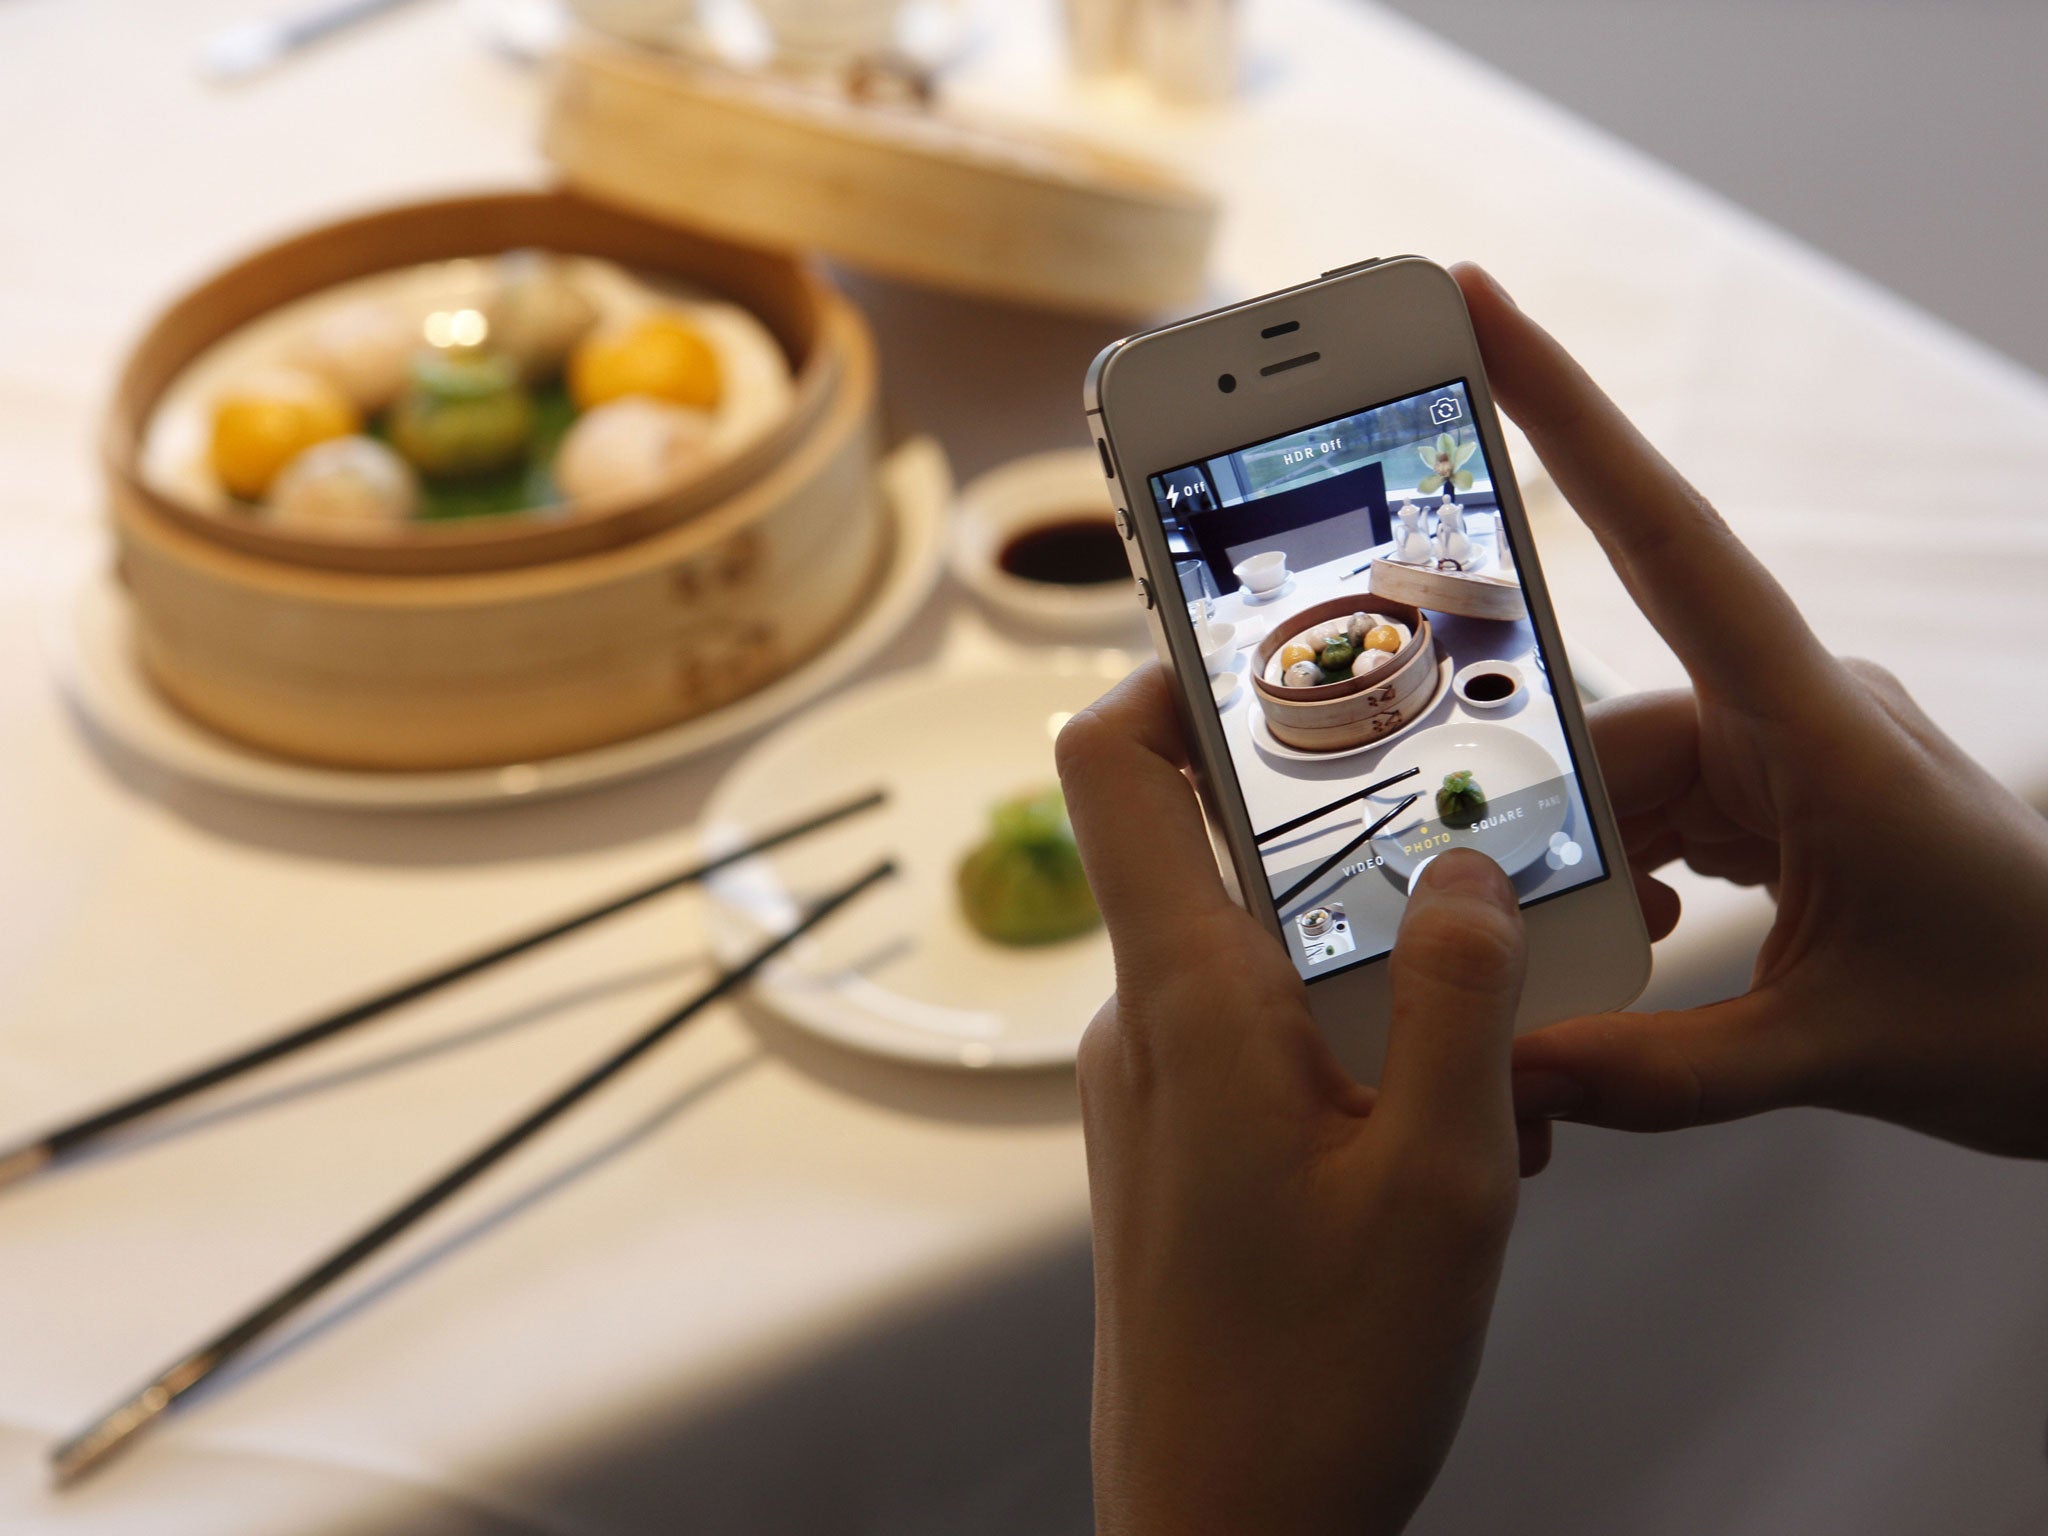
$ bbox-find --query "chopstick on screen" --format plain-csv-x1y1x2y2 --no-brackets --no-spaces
49,858,897,1489
1252,767,1420,846
1273,794,1420,911
0,790,888,1196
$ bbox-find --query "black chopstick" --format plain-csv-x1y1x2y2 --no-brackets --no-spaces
1252,767,1420,845
49,858,896,1489
1273,794,1420,911
0,790,887,1195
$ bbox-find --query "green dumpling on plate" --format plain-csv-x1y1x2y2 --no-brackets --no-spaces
957,787,1102,946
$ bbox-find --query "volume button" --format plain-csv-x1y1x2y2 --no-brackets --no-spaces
1135,577,1154,610
1114,507,1133,539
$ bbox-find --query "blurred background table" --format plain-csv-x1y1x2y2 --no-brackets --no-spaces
2,2,2046,1533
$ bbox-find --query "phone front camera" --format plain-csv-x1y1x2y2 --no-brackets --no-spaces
1217,373,1237,394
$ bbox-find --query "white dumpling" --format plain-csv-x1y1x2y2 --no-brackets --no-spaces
1282,659,1324,689
488,251,601,382
297,300,418,414
267,436,417,528
1350,650,1388,679
554,395,715,505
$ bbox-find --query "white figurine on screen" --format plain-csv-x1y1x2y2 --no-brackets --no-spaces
1433,498,1475,568
1390,501,1431,563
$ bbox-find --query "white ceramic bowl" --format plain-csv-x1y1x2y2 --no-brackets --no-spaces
1196,620,1237,676
949,448,1141,636
1233,550,1288,594
1453,659,1526,711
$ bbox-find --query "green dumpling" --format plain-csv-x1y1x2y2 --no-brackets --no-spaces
1436,769,1487,830
957,788,1102,946
387,350,536,480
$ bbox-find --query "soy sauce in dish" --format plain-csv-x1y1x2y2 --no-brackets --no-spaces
999,518,1126,585
1464,671,1517,701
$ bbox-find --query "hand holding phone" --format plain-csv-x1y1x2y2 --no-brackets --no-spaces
1087,256,1649,1078
1057,662,1530,1536
1460,266,2048,1158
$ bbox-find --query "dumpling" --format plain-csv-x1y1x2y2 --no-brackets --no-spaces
1341,611,1372,645
1277,641,1317,672
210,367,359,501
387,351,535,479
1350,650,1386,679
570,312,722,412
1282,660,1324,689
956,787,1101,945
486,251,601,383
267,436,417,529
554,396,715,504
296,300,418,413
1362,623,1404,654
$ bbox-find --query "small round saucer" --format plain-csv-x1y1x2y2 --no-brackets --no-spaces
1238,575,1298,606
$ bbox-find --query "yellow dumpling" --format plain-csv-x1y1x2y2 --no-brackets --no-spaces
1363,624,1403,654
569,313,721,412
1278,642,1317,671
210,368,359,501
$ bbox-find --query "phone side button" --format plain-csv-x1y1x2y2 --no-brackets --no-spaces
1114,507,1133,539
1135,577,1154,610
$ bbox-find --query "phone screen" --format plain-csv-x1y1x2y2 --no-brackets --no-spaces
1147,378,1610,983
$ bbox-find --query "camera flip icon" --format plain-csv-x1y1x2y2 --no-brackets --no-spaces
1429,395,1462,425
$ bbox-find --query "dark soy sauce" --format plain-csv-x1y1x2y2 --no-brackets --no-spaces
1464,670,1517,701
998,517,1128,585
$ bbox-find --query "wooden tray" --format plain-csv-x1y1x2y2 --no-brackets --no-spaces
1250,595,1439,752
543,36,1218,318
107,190,890,771
1368,556,1527,622
107,190,855,578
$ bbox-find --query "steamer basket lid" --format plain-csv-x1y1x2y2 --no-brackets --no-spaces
542,32,1217,319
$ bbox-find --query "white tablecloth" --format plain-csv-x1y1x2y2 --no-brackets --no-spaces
2,2,2046,1533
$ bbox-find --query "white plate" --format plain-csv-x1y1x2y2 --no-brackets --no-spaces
699,655,1128,1070
1368,721,1567,879
1247,656,1455,763
45,438,951,811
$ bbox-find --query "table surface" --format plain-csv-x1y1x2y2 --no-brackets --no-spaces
4,2,2048,1533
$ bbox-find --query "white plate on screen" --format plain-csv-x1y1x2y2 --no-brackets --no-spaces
45,438,950,811
1247,656,1455,763
699,655,1127,1070
1368,721,1567,880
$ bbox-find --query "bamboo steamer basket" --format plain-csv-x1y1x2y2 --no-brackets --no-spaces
543,35,1218,318
1251,596,1439,752
1367,556,1526,621
108,190,885,771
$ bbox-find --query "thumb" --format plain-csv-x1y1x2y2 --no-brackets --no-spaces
1510,995,1813,1130
1375,850,1527,1149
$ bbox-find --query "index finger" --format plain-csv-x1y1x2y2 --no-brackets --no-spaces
1453,263,1830,708
1055,662,1238,977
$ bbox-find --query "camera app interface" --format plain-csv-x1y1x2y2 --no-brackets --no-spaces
1149,379,1608,983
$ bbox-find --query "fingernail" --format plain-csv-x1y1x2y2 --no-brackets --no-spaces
1512,1069,1585,1120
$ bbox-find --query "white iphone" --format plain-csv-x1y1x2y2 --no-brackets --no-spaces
1085,256,1649,1078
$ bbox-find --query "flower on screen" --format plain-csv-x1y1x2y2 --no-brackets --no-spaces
1416,432,1477,496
